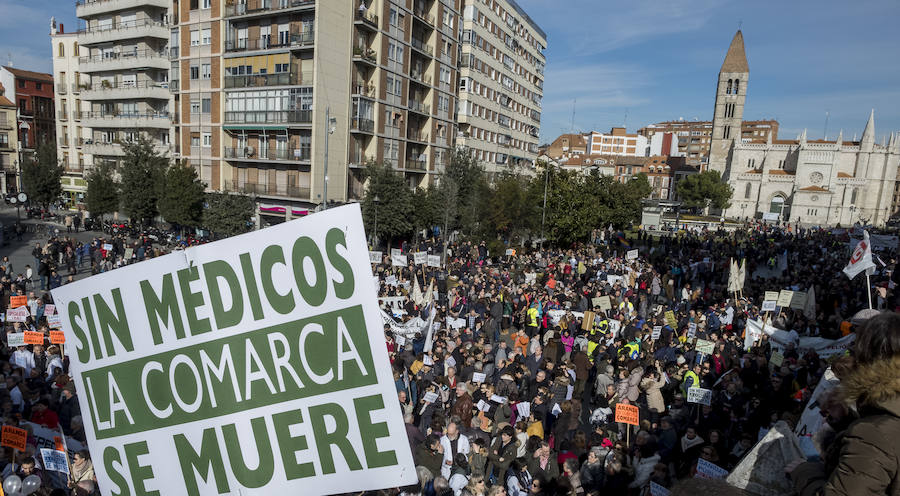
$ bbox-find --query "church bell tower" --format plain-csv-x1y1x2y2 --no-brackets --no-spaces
708,30,749,178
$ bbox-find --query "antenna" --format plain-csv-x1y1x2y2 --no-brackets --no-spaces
823,110,829,140
623,109,628,128
738,20,743,31
570,99,576,133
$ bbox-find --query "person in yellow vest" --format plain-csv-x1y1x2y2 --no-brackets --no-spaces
526,304,539,337
681,363,702,397
618,297,635,316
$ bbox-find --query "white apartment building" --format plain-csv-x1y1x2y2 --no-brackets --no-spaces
585,127,649,157
457,0,545,174
51,21,93,207
75,0,173,175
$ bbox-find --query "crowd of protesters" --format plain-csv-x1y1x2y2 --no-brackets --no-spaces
371,222,899,496
0,220,897,495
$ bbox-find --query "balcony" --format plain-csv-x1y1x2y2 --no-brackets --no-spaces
411,38,434,56
352,46,377,66
407,130,429,143
410,71,432,86
223,179,310,200
405,158,427,171
169,47,179,60
58,111,69,121
412,4,435,28
77,18,168,46
82,140,172,157
225,109,312,126
224,71,312,89
352,83,376,98
408,100,430,115
225,30,314,53
76,0,169,18
350,118,374,134
224,147,310,162
71,83,82,94
0,119,13,130
79,49,169,72
81,80,170,100
81,111,172,129
354,9,379,30
224,0,315,18
169,80,179,92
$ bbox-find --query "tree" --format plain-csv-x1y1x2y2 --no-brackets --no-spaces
360,162,413,246
676,170,733,211
85,161,119,220
444,148,488,235
485,172,540,243
203,192,254,238
21,143,62,208
119,138,168,225
159,163,205,229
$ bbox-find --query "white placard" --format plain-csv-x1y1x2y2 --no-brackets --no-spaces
7,333,25,347
515,402,531,418
490,394,507,404
472,372,486,383
41,448,69,474
476,399,490,412
49,204,417,495
626,249,638,260
695,458,728,479
649,481,670,496
687,387,713,406
651,326,662,340
391,248,407,266
427,255,441,268
423,392,439,403
761,300,777,312
5,306,29,322
413,252,427,265
369,251,383,264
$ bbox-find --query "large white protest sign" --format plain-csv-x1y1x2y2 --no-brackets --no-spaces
6,306,29,322
413,252,427,265
694,458,727,479
472,372,486,384
687,387,712,406
625,249,638,261
369,251,382,264
427,255,441,268
745,319,855,358
51,205,416,496
7,333,25,347
695,339,715,355
649,481,670,496
761,300,777,312
651,326,662,340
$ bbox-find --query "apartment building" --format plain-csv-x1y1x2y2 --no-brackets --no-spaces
585,127,648,157
75,0,173,173
0,84,18,194
168,0,459,225
638,119,779,163
0,66,56,155
51,21,93,207
457,0,545,174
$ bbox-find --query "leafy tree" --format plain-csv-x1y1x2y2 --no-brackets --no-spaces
444,148,488,235
360,162,413,246
21,143,62,208
485,172,539,243
85,161,119,220
119,137,168,225
203,192,254,238
159,163,205,229
676,170,733,211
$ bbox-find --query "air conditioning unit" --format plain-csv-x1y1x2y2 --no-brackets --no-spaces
245,146,255,156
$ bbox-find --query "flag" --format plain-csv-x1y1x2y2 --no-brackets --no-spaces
412,277,424,306
738,259,746,289
804,285,816,320
843,230,877,279
727,258,739,293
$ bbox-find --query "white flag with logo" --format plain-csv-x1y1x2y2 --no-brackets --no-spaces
843,230,876,279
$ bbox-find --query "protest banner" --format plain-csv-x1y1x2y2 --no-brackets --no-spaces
651,326,662,340
21,422,84,461
761,300,777,312
695,339,715,355
10,295,27,307
6,306,29,322
649,481,670,496
422,392,439,403
427,255,441,268
581,311,595,331
790,291,808,309
598,296,612,311
614,404,639,426
50,331,66,344
50,205,416,496
695,458,728,479
24,331,44,345
504,248,515,257
7,333,25,347
391,248,407,266
47,313,62,328
1,425,27,451
770,350,784,368
745,319,855,358
515,402,530,418
764,291,780,302
413,252,427,265
687,322,697,339
472,372,486,384
665,311,677,329
776,290,794,308
490,395,508,404
41,448,70,474
727,421,804,494
687,387,712,406
626,249,638,260
45,304,56,315
102,243,114,251
369,251,382,264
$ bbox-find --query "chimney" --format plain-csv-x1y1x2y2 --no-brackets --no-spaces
59,23,64,34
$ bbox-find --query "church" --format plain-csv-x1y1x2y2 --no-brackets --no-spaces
707,31,900,227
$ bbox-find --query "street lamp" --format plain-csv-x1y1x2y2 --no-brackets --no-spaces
322,107,337,210
372,194,380,249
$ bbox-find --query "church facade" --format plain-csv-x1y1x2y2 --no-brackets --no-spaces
707,31,900,227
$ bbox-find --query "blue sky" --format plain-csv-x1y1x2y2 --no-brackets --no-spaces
2,0,899,144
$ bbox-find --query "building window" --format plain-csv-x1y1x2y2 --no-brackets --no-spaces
191,134,200,147
201,64,211,79
190,30,200,46
723,125,731,139
726,79,732,94
202,0,211,8
733,79,740,94
201,98,211,113
202,133,211,147
58,43,65,57
744,182,752,199
17,80,24,89
190,100,201,113
850,187,858,205
747,158,755,168
201,29,211,45
190,65,199,79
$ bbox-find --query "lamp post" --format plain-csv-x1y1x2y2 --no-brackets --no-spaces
372,194,380,249
322,107,336,210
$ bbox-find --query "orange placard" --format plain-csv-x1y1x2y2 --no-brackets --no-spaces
23,331,44,345
50,331,66,344
9,296,26,308
614,403,640,426
53,435,65,452
1,425,27,451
